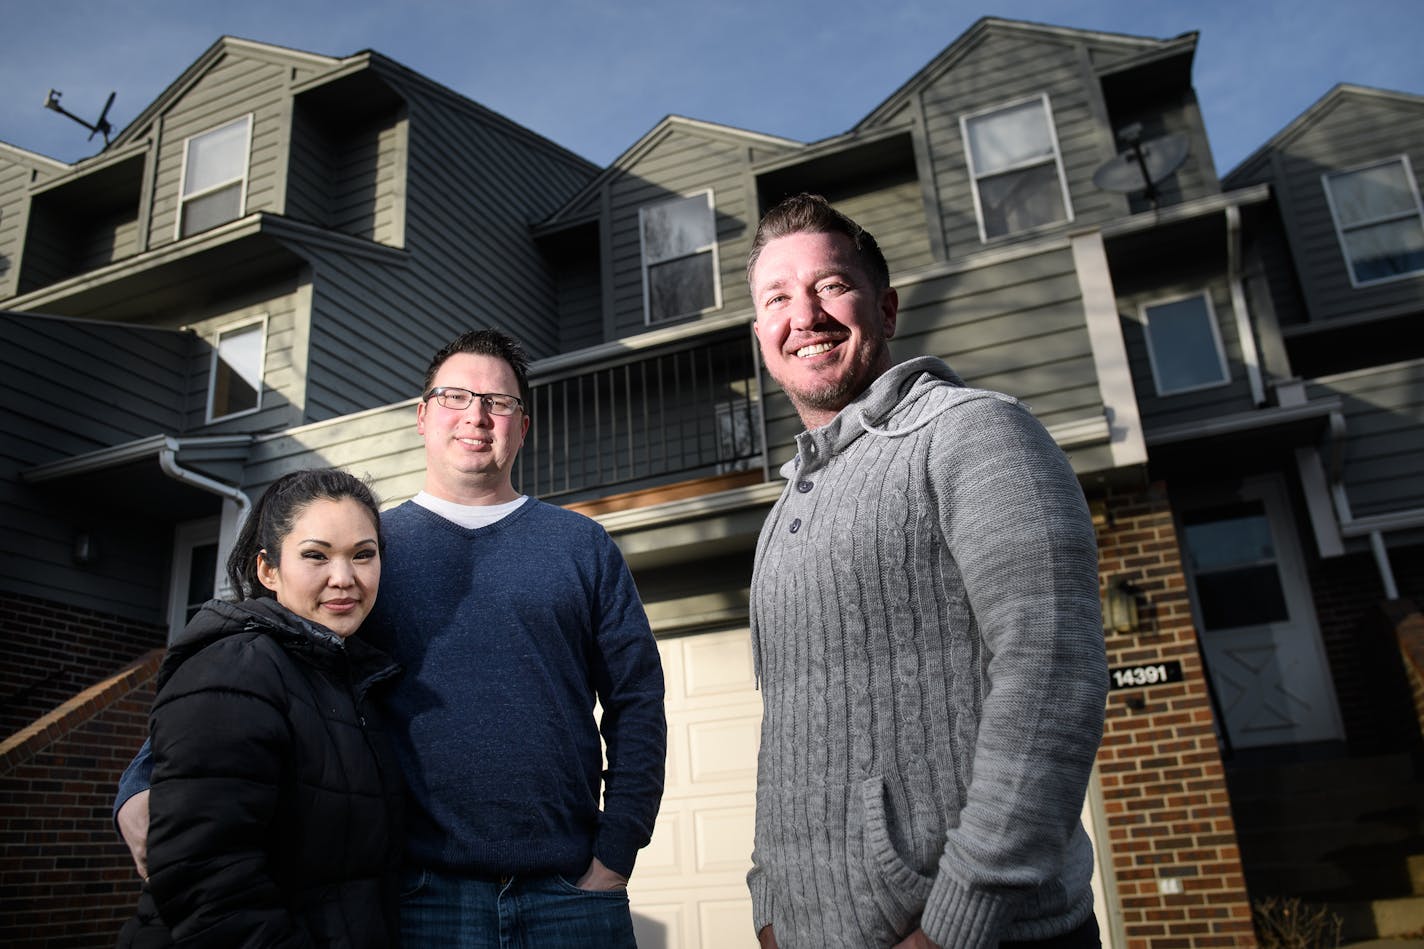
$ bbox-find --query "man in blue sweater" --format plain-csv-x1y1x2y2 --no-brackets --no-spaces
117,329,667,948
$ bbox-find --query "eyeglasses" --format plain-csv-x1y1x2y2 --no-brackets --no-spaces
423,387,524,416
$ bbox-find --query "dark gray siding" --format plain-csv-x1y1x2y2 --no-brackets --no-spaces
1118,277,1258,433
0,313,192,620
297,73,596,419
1307,359,1424,518
1230,92,1424,324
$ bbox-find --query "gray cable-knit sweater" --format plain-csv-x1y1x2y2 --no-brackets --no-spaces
748,357,1108,949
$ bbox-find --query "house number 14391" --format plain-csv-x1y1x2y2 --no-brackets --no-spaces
1107,660,1183,691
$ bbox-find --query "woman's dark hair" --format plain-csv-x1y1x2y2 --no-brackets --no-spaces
226,468,383,601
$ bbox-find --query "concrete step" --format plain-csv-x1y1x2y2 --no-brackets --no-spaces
1332,894,1424,943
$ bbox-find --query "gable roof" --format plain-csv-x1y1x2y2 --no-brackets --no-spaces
0,140,71,172
537,115,801,231
856,16,1192,131
1224,84,1424,184
108,36,342,152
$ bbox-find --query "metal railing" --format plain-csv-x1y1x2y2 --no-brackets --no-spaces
516,329,764,501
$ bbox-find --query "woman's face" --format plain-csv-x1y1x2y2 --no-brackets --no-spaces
256,496,380,638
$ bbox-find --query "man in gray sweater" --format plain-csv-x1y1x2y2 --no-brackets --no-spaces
746,194,1108,949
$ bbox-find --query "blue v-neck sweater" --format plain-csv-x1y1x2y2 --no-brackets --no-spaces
363,499,665,879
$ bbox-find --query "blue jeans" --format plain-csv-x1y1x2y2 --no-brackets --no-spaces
399,867,637,948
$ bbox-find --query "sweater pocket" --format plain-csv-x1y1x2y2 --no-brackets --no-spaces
858,776,934,935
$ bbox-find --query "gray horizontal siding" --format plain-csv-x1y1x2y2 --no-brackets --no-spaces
146,54,292,248
181,277,306,433
762,245,1102,471
1120,278,1259,432
1259,94,1424,322
917,34,1111,257
605,129,756,338
1307,359,1424,517
245,400,426,509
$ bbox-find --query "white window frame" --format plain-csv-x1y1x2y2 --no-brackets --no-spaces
205,315,267,423
175,114,253,240
1139,291,1231,396
1321,154,1424,288
639,189,722,325
960,93,1074,243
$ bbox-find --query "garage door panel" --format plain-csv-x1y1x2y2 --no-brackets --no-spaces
687,715,760,785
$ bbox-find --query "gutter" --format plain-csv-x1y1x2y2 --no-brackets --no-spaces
157,436,252,528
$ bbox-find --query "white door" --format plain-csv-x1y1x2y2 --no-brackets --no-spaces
167,517,220,642
1180,477,1344,748
628,628,1121,947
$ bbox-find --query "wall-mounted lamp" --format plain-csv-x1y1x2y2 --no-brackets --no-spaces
1105,577,1140,634
72,532,98,566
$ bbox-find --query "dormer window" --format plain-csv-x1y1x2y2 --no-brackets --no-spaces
177,115,252,239
962,94,1072,241
1322,156,1424,286
640,190,721,324
207,317,265,421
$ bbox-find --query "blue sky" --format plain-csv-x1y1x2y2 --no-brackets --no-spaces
3,0,1421,175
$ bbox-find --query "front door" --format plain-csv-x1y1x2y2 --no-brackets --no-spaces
1180,477,1343,749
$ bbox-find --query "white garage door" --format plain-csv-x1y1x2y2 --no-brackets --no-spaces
627,628,1119,949
630,628,762,949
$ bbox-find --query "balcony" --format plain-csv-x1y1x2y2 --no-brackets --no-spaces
515,328,766,505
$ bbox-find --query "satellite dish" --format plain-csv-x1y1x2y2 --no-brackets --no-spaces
1092,123,1189,205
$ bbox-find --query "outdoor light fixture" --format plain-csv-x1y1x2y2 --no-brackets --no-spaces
72,532,98,565
1105,577,1140,634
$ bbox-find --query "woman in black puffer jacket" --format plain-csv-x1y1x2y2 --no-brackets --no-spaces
126,468,402,948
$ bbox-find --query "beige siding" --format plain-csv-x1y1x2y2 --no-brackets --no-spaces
1307,359,1424,518
147,54,292,247
181,275,307,433
606,128,757,338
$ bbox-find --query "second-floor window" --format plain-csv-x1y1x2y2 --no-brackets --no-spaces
1322,155,1424,286
178,115,252,239
207,318,265,421
640,190,720,324
962,94,1072,241
1141,292,1230,396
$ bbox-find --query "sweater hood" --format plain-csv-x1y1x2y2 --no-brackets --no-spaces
159,597,398,693
783,356,1017,477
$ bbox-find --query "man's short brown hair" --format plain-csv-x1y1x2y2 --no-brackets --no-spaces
746,193,890,292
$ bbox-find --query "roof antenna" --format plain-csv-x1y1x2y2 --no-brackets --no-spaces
43,89,116,146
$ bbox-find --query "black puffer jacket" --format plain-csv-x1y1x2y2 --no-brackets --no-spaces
145,597,402,948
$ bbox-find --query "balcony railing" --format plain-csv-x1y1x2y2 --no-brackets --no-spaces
515,329,765,502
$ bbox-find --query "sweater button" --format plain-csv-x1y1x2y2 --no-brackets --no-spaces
796,480,813,493
789,518,801,534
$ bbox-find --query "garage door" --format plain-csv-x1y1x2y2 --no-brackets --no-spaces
628,628,1119,949
630,628,762,949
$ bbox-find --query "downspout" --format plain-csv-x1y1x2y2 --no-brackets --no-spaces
158,436,252,596
1226,205,1266,406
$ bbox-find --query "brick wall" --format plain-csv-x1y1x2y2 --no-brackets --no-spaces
0,651,159,949
1094,481,1257,947
1,592,166,737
